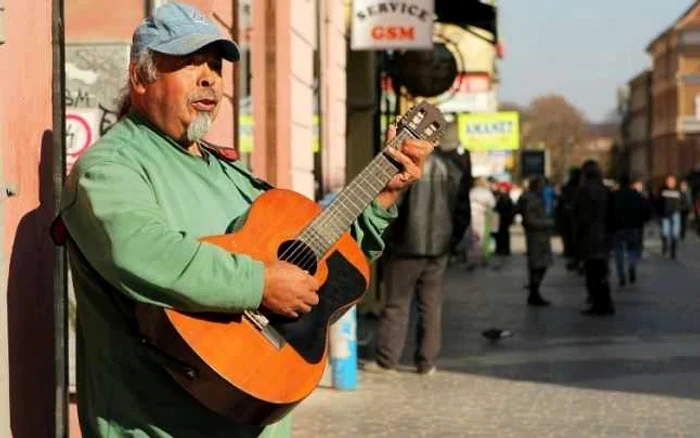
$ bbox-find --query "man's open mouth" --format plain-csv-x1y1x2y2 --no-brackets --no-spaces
191,99,218,111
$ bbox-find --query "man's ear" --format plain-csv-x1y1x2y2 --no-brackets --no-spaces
129,62,147,95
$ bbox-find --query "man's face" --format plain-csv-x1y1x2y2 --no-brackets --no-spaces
667,175,677,189
137,45,224,144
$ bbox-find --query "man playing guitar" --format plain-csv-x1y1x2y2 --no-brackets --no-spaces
56,3,434,437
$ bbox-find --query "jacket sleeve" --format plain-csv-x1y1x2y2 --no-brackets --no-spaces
351,199,398,261
61,161,264,313
523,195,554,231
572,188,590,236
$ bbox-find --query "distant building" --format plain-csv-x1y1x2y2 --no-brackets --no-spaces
646,1,700,186
621,70,653,183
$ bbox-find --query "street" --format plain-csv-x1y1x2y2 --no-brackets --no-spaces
291,230,700,437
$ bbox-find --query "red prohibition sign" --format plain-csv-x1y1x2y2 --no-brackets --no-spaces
66,113,93,156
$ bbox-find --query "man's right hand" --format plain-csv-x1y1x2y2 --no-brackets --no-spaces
261,260,320,318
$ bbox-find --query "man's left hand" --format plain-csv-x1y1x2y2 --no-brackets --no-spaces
376,125,435,209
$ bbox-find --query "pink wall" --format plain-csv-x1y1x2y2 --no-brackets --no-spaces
288,0,316,198
205,0,236,149
1,0,57,436
66,0,144,42
251,0,315,197
321,0,348,192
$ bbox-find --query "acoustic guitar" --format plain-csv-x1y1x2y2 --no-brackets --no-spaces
135,101,446,425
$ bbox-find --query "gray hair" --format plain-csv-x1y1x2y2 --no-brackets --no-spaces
116,49,159,119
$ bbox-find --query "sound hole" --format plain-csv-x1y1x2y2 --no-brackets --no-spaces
277,240,318,275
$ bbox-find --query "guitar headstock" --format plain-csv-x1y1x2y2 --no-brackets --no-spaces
396,100,447,145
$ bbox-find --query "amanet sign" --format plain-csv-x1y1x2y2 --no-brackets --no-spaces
457,111,520,151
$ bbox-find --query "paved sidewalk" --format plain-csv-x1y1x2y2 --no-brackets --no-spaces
291,230,700,437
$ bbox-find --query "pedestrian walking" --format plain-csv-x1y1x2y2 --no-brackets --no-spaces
657,175,683,259
680,179,693,241
494,181,515,256
518,176,553,307
470,177,497,266
557,168,582,271
573,160,615,316
610,175,652,287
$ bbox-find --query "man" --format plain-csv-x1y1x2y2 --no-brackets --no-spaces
680,179,693,241
657,175,683,259
556,167,581,270
573,160,615,316
56,4,433,437
469,177,497,266
366,143,471,375
518,176,554,306
494,181,515,256
609,175,651,287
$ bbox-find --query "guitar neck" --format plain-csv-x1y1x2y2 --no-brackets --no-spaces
299,128,418,257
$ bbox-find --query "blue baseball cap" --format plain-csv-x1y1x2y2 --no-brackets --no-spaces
130,2,240,62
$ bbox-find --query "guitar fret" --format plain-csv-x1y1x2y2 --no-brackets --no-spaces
367,167,390,189
311,228,332,250
325,217,345,238
339,190,363,214
353,176,375,200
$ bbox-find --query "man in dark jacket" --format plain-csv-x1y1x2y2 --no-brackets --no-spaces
657,175,683,259
557,167,581,270
494,181,515,256
610,175,652,286
368,146,471,375
573,160,615,316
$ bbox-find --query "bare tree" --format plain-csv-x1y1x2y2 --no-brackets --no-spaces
520,94,590,181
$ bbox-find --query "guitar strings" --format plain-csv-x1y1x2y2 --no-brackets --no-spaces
280,129,413,271
278,129,412,272
278,131,409,269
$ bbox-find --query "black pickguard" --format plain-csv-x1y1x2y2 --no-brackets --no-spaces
264,251,367,364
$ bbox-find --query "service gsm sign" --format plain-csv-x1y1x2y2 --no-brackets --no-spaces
458,112,521,152
351,0,434,50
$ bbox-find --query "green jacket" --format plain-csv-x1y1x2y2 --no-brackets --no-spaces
61,111,396,438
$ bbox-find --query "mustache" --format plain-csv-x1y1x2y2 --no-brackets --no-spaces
187,89,219,104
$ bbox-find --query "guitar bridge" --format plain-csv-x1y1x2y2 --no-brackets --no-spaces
244,310,286,350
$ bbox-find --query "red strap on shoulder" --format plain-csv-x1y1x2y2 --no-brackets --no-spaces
201,143,239,162
50,215,68,246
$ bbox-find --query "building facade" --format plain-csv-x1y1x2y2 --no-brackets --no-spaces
647,1,700,185
624,70,653,182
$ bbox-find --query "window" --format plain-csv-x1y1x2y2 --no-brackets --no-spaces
682,30,700,45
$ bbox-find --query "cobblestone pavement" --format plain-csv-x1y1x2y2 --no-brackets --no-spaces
291,229,700,437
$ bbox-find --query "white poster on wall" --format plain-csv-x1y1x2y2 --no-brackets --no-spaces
351,0,435,50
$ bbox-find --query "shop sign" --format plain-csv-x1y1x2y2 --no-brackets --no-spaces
351,0,434,50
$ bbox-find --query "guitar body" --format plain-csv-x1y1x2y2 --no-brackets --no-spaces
135,189,370,425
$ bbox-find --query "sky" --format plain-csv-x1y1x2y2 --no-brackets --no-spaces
498,0,693,122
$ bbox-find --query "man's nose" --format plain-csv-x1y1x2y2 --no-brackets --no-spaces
198,64,218,88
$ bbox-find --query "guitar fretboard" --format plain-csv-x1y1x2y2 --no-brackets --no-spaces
298,129,416,258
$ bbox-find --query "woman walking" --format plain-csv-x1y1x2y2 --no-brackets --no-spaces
518,176,554,306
